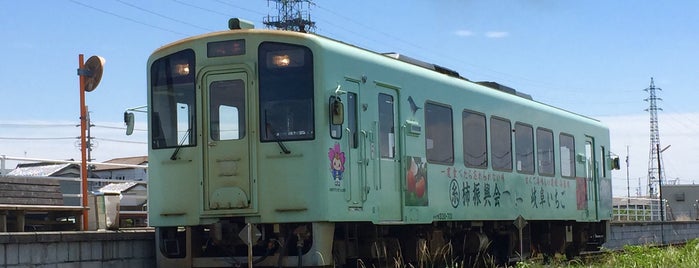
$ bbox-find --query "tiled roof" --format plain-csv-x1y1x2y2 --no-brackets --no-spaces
98,182,140,194
7,163,75,177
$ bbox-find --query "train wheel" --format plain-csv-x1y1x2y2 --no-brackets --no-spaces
462,231,490,266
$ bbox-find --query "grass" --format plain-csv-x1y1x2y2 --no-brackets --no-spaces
357,239,496,268
517,238,699,268
357,238,699,268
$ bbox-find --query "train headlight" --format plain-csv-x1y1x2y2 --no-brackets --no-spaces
174,63,190,76
266,48,305,68
273,55,291,67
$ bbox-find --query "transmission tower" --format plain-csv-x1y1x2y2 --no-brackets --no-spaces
645,77,665,198
263,0,316,33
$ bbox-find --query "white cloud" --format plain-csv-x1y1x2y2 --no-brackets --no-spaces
454,30,474,37
485,31,509,38
599,112,699,197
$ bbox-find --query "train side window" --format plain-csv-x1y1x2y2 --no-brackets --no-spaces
425,102,454,165
348,92,358,148
515,123,534,174
379,93,395,159
537,128,555,176
209,80,245,141
490,117,512,171
462,110,487,168
601,146,607,177
559,133,576,178
329,96,342,139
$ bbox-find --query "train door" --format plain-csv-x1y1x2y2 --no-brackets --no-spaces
584,136,598,219
202,71,253,211
360,85,402,221
340,81,364,208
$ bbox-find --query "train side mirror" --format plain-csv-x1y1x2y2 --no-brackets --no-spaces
124,111,135,135
331,97,344,125
610,156,621,170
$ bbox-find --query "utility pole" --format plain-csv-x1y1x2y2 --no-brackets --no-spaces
626,146,630,207
626,146,630,198
263,0,316,33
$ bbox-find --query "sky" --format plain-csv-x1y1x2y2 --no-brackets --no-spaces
1,1,698,197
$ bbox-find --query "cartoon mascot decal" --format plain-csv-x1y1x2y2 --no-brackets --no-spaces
328,143,346,186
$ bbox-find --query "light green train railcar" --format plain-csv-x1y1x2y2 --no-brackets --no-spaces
142,19,618,267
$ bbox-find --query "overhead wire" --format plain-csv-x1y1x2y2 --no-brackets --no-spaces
115,0,215,32
0,137,77,141
94,137,148,145
93,124,147,132
0,123,77,128
68,0,189,36
171,0,232,18
213,0,266,16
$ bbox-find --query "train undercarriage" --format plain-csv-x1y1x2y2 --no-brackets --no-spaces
155,219,608,267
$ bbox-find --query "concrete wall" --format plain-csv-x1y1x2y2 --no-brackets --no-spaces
664,185,699,221
0,230,154,267
604,221,699,250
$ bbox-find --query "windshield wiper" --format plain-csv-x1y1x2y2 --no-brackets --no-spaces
265,110,291,154
275,134,291,155
170,128,192,160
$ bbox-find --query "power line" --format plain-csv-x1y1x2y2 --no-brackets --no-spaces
93,137,147,145
213,0,266,16
0,123,76,128
171,0,232,18
68,0,188,36
115,0,215,32
92,124,146,132
0,137,76,141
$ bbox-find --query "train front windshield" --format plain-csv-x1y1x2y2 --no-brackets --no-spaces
258,42,314,142
149,42,314,151
150,49,196,149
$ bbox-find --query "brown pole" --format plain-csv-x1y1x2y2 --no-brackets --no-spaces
79,54,89,230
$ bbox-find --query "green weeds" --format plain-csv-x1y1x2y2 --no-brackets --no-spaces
517,238,699,268
355,239,699,267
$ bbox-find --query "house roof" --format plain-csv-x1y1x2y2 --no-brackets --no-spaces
98,182,140,194
7,163,78,177
93,156,148,171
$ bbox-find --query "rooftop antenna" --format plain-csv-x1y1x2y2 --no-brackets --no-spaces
263,0,316,33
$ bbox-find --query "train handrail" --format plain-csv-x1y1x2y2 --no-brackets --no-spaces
343,128,352,202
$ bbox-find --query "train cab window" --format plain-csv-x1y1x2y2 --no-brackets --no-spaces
150,49,196,149
258,42,314,142
490,117,512,171
536,128,555,176
209,80,245,140
379,93,395,158
559,133,576,178
462,110,487,168
425,102,454,165
515,123,534,174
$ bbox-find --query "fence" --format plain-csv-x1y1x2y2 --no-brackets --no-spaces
612,197,667,222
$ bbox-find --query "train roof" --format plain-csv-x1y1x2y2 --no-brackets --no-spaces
151,26,602,126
